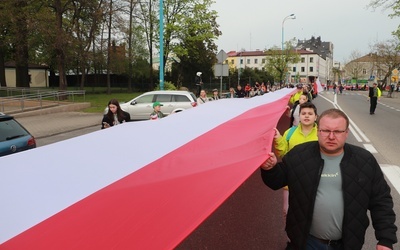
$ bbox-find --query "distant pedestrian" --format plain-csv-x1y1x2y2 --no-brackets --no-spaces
195,72,203,97
388,83,395,98
289,84,304,104
235,85,246,98
368,82,381,115
150,101,165,120
260,84,268,95
225,87,237,98
102,99,130,129
211,88,220,100
197,90,209,104
244,83,251,97
289,93,309,127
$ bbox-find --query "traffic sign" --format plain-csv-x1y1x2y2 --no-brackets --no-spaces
216,50,228,64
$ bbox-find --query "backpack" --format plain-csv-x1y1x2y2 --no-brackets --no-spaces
286,125,298,141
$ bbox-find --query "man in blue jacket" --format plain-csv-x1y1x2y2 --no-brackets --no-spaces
260,108,397,250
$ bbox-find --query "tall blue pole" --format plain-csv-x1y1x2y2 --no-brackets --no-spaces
159,0,164,90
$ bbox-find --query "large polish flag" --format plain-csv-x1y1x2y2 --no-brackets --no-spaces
0,88,294,249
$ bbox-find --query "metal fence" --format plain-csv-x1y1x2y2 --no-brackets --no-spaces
0,87,86,114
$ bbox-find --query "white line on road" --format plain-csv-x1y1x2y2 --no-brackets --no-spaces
363,144,378,154
349,124,362,142
381,164,400,195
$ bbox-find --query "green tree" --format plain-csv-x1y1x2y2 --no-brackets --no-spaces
135,0,158,90
1,0,31,88
69,0,105,90
370,37,400,89
161,0,220,87
264,43,300,84
0,1,13,86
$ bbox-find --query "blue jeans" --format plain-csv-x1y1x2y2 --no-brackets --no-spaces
306,235,343,250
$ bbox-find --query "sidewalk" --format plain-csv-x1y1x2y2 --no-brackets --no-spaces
16,111,102,139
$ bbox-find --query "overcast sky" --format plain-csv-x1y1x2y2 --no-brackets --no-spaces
211,0,399,63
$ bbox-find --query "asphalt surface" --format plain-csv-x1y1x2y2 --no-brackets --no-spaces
16,111,101,139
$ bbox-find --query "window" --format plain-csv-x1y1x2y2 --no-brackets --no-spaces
231,59,234,64
240,59,243,64
174,95,190,102
301,67,305,72
301,57,305,63
362,68,367,74
136,94,154,103
247,59,250,64
310,57,314,63
262,59,266,64
293,67,296,72
155,94,172,102
254,59,258,64
310,67,314,72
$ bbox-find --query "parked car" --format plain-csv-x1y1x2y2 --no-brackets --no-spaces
344,84,351,91
0,113,36,157
104,90,198,120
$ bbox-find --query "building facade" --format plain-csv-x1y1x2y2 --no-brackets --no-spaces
343,53,391,86
225,49,330,85
4,62,49,88
296,36,334,84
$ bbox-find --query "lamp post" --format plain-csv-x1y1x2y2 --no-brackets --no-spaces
281,14,296,51
281,14,295,86
159,0,164,90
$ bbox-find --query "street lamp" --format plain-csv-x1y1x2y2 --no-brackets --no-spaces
159,0,164,90
282,14,296,51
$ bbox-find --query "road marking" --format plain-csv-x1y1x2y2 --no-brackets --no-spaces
381,164,400,195
349,125,362,142
348,117,370,143
363,144,378,154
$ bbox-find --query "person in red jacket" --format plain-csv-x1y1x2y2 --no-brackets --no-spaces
244,83,251,97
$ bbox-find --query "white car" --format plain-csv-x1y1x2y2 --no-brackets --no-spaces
105,90,198,120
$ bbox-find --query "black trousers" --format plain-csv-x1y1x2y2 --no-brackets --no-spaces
196,85,202,97
370,97,378,114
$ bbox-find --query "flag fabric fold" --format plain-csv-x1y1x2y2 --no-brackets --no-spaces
0,88,294,249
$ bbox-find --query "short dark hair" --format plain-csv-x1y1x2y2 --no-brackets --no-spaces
299,102,317,115
317,108,349,129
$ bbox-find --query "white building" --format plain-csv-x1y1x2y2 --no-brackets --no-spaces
226,48,331,84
